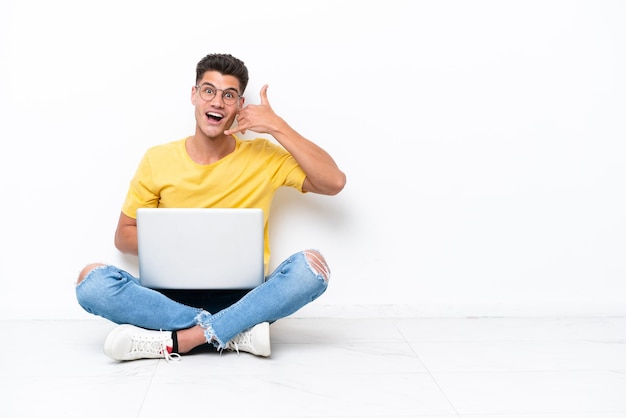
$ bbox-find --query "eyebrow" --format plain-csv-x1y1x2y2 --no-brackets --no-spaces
198,82,239,94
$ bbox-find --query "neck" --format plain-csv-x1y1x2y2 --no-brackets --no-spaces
186,134,236,165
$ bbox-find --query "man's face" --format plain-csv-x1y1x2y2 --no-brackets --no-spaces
192,71,244,138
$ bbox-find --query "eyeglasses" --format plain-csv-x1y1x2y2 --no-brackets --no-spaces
195,83,241,105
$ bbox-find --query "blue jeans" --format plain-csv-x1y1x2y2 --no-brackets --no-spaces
76,250,329,349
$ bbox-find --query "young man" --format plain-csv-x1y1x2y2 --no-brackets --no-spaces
75,53,346,361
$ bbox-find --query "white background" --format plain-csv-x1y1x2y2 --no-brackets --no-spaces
1,0,624,319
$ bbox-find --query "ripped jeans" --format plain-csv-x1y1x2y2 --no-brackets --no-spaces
75,250,329,349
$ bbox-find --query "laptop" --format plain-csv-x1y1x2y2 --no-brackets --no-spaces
136,208,265,289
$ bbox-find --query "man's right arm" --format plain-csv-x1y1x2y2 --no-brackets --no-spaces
114,211,139,256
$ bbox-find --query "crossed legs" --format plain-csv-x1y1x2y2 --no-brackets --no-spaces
76,250,330,358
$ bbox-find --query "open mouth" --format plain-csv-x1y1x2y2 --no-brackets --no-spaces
206,111,224,122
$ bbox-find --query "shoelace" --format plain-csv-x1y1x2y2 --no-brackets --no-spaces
224,330,252,355
163,347,181,363
129,330,181,363
226,343,240,355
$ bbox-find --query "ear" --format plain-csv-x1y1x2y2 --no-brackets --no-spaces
191,85,198,105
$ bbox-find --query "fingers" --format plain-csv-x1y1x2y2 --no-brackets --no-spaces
259,84,269,105
224,126,246,135
226,85,270,136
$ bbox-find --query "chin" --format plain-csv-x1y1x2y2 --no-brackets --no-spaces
201,126,223,138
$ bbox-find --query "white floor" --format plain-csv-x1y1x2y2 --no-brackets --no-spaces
2,316,626,417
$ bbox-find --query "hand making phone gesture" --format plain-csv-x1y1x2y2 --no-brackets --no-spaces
225,84,281,136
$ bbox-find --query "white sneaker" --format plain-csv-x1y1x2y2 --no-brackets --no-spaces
104,324,180,362
225,322,271,357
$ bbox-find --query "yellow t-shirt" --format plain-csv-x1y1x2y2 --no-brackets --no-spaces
121,136,307,269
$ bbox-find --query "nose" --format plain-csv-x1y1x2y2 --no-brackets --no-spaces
208,93,225,106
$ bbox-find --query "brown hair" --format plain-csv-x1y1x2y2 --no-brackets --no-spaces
196,53,249,94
